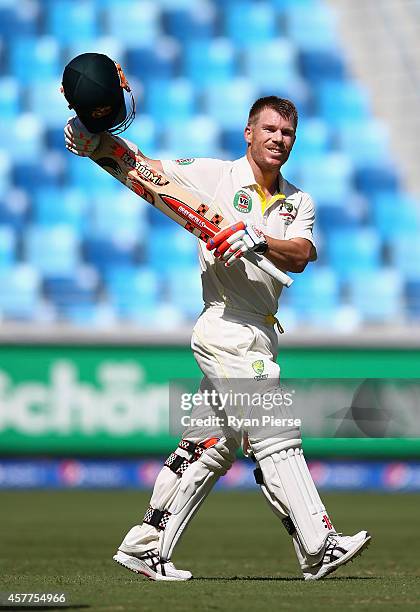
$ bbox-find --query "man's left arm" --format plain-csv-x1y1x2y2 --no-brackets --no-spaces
206,193,317,273
265,236,316,273
265,193,317,273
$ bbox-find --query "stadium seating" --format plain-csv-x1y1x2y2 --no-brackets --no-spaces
0,264,40,320
0,0,418,329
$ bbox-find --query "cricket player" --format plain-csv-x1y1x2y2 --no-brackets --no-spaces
64,54,371,582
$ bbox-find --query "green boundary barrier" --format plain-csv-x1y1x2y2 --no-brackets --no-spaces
0,344,419,457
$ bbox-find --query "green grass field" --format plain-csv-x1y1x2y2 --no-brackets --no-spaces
1,490,419,611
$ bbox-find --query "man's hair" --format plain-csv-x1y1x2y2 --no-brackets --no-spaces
248,96,298,130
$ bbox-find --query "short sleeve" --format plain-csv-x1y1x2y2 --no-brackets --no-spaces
285,193,316,246
162,158,226,202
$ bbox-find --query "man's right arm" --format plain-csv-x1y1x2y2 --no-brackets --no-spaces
64,117,226,201
64,116,163,170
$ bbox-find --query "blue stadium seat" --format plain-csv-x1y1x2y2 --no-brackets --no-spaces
257,77,313,119
184,39,236,86
167,266,203,320
105,0,161,46
0,226,16,267
165,116,220,157
84,236,140,273
88,189,148,243
25,225,80,277
299,153,352,204
67,154,114,191
12,157,62,190
317,203,364,234
147,227,198,273
33,188,89,233
27,79,67,128
0,264,40,320
63,37,124,67
348,269,403,323
389,232,420,279
163,3,216,40
287,267,340,324
125,42,179,84
286,3,338,50
405,280,420,320
122,115,159,156
9,36,60,84
354,164,400,197
221,128,245,160
0,3,38,39
290,118,330,162
243,40,298,89
146,79,196,125
327,228,381,278
6,114,44,164
336,119,390,166
105,265,160,319
44,267,98,314
47,0,98,44
205,79,257,129
224,2,277,47
46,127,67,152
0,190,29,231
0,77,20,119
299,48,346,83
317,80,370,126
372,193,420,241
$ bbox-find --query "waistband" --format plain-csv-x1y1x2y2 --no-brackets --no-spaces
202,306,284,334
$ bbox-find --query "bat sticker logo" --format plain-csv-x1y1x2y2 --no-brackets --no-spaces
160,195,216,237
96,157,123,178
112,144,170,186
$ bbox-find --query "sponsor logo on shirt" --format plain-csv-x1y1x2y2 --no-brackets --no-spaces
175,158,195,165
233,190,252,213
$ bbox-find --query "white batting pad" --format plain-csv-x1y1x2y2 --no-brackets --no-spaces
160,438,237,560
258,442,335,556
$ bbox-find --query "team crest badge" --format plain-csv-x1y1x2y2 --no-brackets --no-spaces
175,158,195,165
233,190,252,213
252,360,264,375
279,199,296,226
252,359,268,381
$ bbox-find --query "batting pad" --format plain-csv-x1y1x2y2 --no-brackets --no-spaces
258,443,335,556
160,438,237,560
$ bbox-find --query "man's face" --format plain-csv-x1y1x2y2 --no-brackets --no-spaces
244,107,296,170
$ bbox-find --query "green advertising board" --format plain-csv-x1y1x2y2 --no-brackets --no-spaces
0,344,419,457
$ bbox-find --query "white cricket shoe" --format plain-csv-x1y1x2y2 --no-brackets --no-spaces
113,549,192,581
303,531,371,581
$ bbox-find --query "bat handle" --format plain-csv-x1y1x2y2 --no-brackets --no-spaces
244,251,294,287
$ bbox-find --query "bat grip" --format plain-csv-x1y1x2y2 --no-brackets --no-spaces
244,251,294,287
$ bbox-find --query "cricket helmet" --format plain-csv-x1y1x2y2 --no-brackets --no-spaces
62,52,136,134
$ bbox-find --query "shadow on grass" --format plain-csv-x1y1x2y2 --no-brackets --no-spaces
193,575,378,581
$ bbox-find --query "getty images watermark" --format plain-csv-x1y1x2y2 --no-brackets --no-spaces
169,378,420,438
169,380,301,436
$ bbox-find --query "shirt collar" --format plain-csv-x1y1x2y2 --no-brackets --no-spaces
234,155,283,191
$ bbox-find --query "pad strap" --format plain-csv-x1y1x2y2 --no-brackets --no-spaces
164,438,219,476
143,506,171,531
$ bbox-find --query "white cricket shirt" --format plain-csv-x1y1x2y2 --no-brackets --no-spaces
161,156,316,317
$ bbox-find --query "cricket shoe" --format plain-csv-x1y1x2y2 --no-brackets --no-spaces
113,549,192,581
303,531,371,581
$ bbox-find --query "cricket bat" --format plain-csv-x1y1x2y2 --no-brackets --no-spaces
89,132,293,287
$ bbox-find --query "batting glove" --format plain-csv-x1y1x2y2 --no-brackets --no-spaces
64,116,101,157
206,220,268,267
